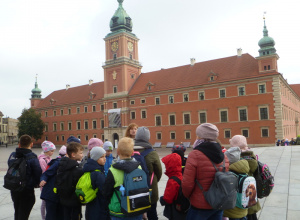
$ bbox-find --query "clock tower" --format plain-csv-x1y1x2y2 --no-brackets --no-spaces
103,0,142,98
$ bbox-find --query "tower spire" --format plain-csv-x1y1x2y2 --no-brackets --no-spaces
109,0,133,34
31,74,42,99
258,14,276,57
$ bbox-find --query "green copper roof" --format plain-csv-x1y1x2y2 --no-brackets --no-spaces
109,0,133,32
31,76,42,99
258,18,276,57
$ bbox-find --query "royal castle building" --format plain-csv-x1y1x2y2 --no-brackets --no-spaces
30,0,300,147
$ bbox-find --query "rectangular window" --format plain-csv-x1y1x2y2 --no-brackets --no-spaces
60,122,64,131
170,132,176,140
183,94,189,102
84,106,88,113
185,131,191,139
113,102,117,109
155,97,160,105
259,84,266,94
239,109,247,121
45,136,48,141
130,100,135,105
220,89,226,98
169,95,174,104
93,120,97,129
238,86,245,96
141,110,147,119
77,107,80,114
156,116,161,126
45,124,48,132
101,119,104,129
68,122,72,130
77,121,81,130
92,105,96,112
169,115,176,126
199,112,207,123
56,136,59,141
93,134,97,138
85,135,89,141
131,111,136,119
113,86,117,93
242,129,249,138
156,132,162,140
141,99,146,104
84,121,88,130
199,92,205,100
68,108,71,115
62,135,65,142
101,134,104,141
53,123,57,131
260,107,268,120
53,110,56,116
78,135,81,140
225,130,231,138
220,110,228,122
184,113,190,125
262,128,269,137
61,109,64,115
45,111,48,117
101,104,104,111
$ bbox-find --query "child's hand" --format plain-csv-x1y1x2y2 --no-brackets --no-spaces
40,180,47,187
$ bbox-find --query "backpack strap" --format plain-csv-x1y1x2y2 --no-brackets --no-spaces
170,176,181,186
140,148,154,157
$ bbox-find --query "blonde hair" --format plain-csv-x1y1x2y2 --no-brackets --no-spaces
125,123,138,138
117,137,134,157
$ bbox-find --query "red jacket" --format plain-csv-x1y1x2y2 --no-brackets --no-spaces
161,153,182,204
182,145,229,209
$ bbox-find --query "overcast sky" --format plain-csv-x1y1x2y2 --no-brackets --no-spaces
1,0,300,119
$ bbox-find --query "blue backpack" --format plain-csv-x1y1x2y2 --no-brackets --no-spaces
117,168,151,216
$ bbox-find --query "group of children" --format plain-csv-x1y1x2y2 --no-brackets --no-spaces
7,122,265,220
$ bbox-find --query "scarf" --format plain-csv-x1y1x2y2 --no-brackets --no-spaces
194,141,224,164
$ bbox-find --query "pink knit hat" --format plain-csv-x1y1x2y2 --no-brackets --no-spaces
196,123,219,141
88,138,103,150
59,145,67,156
41,141,56,152
229,135,247,149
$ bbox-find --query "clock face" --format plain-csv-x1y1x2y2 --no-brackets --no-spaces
128,42,133,52
111,42,119,52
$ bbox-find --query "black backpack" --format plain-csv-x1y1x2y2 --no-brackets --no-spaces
253,160,274,198
3,155,36,192
170,176,190,213
54,168,78,198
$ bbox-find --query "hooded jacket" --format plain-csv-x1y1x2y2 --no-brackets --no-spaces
223,159,250,218
134,139,162,204
182,141,229,209
38,153,52,173
56,157,83,207
8,148,42,190
83,158,110,220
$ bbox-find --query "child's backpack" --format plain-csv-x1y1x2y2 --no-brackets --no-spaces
170,176,190,213
196,160,238,210
3,155,37,192
75,170,100,204
117,168,151,216
132,148,154,186
236,174,258,209
254,161,274,198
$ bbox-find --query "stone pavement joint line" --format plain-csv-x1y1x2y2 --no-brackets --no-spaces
1,145,300,220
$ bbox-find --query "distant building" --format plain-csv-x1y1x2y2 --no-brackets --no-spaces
2,117,18,144
30,0,300,147
0,111,8,144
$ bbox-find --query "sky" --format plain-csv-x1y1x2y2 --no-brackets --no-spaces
1,0,300,119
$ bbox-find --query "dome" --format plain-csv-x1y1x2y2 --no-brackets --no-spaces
31,79,42,99
109,0,132,32
258,19,276,57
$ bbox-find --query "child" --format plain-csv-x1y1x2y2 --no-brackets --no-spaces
229,135,261,220
58,145,67,158
103,141,115,176
171,145,187,171
81,138,103,168
103,137,143,220
38,141,56,220
83,147,110,220
56,142,84,220
8,134,42,220
160,153,186,220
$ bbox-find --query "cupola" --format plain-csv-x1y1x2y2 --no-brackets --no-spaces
110,0,133,33
258,17,276,57
31,76,42,99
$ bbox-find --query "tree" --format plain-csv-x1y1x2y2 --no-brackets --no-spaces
18,108,45,140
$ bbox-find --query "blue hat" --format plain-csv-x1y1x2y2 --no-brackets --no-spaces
67,136,81,144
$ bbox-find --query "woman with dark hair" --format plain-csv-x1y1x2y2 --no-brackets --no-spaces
125,123,138,139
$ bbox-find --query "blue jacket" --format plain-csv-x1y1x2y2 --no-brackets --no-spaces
8,148,42,190
83,158,110,220
40,158,61,203
104,154,114,176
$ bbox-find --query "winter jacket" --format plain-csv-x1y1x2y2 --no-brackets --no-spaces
83,158,110,220
134,139,162,204
182,141,229,209
56,157,83,207
8,148,42,190
103,158,141,217
161,153,186,220
40,158,61,203
38,153,52,173
104,153,114,176
240,151,261,215
223,159,250,218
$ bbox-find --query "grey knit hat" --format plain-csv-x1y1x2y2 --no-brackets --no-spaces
103,141,113,151
90,147,106,161
196,123,219,140
225,147,241,164
135,127,150,142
